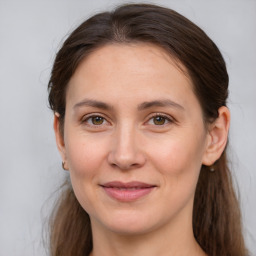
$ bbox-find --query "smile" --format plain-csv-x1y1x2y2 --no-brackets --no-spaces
101,181,156,202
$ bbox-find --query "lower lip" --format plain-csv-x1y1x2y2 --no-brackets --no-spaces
102,187,155,202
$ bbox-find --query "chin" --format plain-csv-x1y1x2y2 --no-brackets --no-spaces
95,209,161,236
107,222,155,236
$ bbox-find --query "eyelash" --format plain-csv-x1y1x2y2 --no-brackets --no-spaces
147,113,174,126
81,113,174,128
82,114,109,127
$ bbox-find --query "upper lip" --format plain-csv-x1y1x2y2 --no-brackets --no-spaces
101,181,156,188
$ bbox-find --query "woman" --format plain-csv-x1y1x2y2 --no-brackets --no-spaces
48,3,247,256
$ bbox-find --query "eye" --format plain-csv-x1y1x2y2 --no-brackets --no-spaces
82,115,108,126
90,116,105,125
152,116,167,125
147,114,173,126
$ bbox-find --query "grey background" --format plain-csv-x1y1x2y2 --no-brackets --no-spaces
0,0,255,255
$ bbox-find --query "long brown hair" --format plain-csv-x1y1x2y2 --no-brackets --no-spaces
48,3,247,256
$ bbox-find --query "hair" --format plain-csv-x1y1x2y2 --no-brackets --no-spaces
47,3,247,256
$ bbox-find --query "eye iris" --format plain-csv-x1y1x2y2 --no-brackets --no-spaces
92,116,104,125
153,116,165,125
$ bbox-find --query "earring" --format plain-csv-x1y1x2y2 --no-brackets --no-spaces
62,161,68,171
209,166,215,172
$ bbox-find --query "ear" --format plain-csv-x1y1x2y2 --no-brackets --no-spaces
53,113,68,168
202,106,230,166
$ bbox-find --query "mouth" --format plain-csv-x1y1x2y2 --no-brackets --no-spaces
100,181,157,202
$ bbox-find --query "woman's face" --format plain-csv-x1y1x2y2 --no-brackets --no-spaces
56,43,212,235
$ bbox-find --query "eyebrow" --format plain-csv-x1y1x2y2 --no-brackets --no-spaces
73,99,112,110
73,98,184,111
137,99,184,111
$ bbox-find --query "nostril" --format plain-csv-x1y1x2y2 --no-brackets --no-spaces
109,159,145,171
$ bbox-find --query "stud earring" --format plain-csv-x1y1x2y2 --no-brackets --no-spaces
209,166,215,172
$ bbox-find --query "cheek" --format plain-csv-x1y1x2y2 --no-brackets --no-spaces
147,135,205,215
65,133,107,179
64,134,108,213
147,131,206,184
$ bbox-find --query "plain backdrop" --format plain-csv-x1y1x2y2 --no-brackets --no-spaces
0,0,255,255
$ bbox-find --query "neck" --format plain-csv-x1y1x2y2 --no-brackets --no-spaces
89,206,206,256
91,229,205,256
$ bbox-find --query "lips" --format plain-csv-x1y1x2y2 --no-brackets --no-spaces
101,181,156,202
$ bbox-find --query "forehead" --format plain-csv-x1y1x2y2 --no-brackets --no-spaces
67,43,198,109
72,43,188,81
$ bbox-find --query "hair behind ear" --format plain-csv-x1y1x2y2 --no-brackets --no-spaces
49,179,92,256
193,150,247,256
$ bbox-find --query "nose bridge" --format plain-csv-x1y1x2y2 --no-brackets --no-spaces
108,121,145,169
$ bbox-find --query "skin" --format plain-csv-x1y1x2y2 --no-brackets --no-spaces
54,43,230,256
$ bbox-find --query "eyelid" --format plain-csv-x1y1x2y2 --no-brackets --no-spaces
145,113,175,126
81,112,175,127
81,113,111,126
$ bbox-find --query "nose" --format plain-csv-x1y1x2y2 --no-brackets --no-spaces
107,124,146,170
